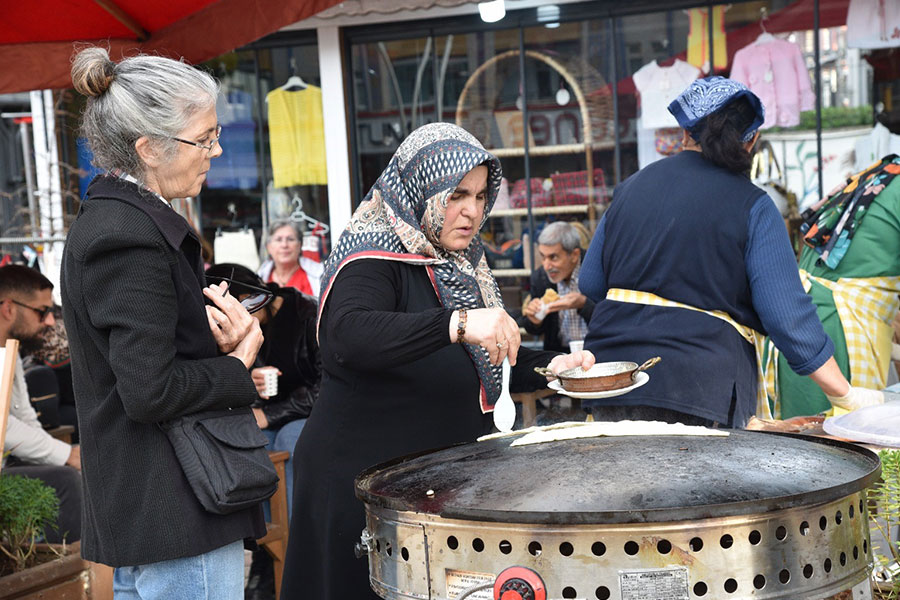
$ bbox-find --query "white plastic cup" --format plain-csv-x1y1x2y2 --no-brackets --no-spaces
260,367,278,397
569,340,584,353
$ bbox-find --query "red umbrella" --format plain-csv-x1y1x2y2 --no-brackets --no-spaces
0,0,340,93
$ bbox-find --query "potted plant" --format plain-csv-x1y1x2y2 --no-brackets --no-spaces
0,473,90,599
869,449,900,598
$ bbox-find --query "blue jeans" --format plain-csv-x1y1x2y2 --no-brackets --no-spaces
113,540,244,600
262,418,306,521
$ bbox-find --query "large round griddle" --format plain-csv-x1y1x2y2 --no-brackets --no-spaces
355,430,880,524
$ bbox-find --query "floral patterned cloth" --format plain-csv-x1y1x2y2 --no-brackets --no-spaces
801,154,900,269
317,123,506,409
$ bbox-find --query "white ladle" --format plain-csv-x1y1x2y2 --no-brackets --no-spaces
493,358,515,433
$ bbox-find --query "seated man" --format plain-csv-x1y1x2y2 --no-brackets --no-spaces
22,307,78,441
0,265,81,543
520,221,595,352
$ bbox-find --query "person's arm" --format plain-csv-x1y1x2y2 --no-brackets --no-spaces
510,346,595,392
518,270,549,333
4,358,71,466
510,347,562,392
323,260,456,371
745,195,835,376
579,212,608,302
82,234,258,424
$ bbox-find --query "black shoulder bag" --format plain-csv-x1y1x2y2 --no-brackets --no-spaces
161,407,279,514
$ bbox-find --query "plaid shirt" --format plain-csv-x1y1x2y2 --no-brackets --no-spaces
556,263,589,345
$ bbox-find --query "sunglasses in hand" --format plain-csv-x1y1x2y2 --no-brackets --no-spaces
206,271,274,314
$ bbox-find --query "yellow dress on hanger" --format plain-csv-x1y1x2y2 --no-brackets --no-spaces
686,7,728,73
267,85,328,187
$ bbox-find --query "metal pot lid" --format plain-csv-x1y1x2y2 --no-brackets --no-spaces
355,430,880,524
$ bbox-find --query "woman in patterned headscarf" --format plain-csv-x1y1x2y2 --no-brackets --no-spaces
281,123,593,600
579,76,874,429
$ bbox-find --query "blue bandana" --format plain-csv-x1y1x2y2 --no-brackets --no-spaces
667,76,765,143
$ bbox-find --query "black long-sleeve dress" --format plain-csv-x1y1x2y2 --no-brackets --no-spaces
281,258,558,599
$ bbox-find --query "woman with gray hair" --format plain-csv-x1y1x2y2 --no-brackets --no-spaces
257,219,323,296
62,47,264,599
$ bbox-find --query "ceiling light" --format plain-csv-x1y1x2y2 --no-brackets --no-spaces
536,4,560,22
478,0,506,23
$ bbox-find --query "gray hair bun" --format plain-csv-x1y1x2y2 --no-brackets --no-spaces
71,47,116,97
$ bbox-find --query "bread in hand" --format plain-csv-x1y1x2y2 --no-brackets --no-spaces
541,288,559,303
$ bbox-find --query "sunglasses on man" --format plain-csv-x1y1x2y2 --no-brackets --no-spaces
205,269,274,314
8,299,54,321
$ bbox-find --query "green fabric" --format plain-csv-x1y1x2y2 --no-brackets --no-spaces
802,155,900,270
777,177,900,418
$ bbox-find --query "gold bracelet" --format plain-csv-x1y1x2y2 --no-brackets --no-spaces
456,308,467,344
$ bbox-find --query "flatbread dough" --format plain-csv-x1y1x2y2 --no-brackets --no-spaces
478,420,729,447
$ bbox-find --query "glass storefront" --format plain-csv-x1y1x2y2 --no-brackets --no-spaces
329,0,887,311
12,0,895,289
199,36,330,264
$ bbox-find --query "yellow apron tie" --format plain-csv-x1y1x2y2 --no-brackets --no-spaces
606,288,772,419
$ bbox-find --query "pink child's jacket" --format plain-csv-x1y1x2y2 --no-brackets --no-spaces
730,37,815,130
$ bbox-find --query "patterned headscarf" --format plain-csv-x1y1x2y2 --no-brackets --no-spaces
318,123,504,412
667,76,765,143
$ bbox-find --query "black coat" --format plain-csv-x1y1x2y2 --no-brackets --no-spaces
281,259,558,600
518,266,595,353
254,288,320,428
61,175,264,567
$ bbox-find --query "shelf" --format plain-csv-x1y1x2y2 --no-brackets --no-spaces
492,268,531,277
487,140,616,158
490,203,607,218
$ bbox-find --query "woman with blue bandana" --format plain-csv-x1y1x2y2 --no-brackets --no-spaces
579,76,882,428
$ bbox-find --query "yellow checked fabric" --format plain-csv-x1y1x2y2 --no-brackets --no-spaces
606,288,772,419
797,271,900,390
762,272,900,418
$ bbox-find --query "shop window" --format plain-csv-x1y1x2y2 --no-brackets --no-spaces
197,43,331,269
350,37,441,196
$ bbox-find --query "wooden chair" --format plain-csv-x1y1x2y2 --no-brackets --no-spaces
0,339,19,475
258,450,290,600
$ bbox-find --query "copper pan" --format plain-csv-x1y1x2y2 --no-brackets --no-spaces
534,357,660,392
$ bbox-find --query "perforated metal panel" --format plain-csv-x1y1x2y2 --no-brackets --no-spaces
364,492,872,600
356,432,879,600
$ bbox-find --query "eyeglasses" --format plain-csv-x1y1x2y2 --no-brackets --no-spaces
172,124,222,155
270,236,299,245
206,270,274,314
8,299,53,321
